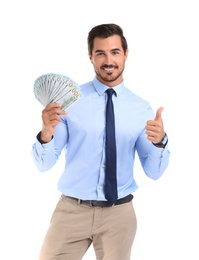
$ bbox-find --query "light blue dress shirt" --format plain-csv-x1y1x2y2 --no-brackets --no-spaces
32,77,170,200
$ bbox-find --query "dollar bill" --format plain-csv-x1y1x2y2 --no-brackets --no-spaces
33,73,82,109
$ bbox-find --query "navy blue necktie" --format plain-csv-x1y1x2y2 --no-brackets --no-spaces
105,88,118,205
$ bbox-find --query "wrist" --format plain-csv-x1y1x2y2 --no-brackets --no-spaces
38,131,53,144
152,133,168,148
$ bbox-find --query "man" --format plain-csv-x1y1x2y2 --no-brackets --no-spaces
32,23,170,260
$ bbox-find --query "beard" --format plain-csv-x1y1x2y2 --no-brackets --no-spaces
95,64,125,83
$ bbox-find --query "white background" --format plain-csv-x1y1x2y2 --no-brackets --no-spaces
0,0,199,259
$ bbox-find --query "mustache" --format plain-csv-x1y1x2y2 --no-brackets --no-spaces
101,65,118,69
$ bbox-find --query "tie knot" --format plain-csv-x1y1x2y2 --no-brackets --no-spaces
106,88,115,98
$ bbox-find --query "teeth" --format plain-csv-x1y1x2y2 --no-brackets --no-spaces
104,68,114,71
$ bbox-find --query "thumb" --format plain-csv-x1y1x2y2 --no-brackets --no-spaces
154,107,164,121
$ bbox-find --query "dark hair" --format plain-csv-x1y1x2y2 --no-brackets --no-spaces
87,23,128,55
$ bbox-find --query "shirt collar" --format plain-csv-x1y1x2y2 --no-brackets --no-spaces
92,76,124,96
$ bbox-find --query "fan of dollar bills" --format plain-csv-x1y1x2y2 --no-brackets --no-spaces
33,73,83,110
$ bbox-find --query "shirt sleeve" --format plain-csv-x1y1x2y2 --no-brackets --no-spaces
136,129,170,180
31,118,68,172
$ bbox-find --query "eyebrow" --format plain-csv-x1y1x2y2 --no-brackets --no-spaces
95,48,122,53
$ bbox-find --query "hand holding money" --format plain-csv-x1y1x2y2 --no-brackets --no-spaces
40,103,67,143
33,73,82,143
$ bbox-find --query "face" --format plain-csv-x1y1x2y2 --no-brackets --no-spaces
89,35,128,87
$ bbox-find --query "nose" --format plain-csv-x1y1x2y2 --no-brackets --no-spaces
104,53,113,65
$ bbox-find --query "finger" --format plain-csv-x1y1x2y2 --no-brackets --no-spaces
147,134,159,142
146,120,161,128
48,108,67,117
42,110,63,123
154,107,164,121
43,105,67,117
45,102,62,111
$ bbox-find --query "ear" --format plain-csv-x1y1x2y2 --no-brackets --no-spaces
88,53,93,63
124,48,129,61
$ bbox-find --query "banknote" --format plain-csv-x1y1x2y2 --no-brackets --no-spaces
33,73,82,110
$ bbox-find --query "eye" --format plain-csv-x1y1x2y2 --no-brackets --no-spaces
112,51,120,55
96,52,105,56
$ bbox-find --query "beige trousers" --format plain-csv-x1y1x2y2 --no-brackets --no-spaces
39,195,137,260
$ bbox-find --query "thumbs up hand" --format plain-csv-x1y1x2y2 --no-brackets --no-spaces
145,107,166,144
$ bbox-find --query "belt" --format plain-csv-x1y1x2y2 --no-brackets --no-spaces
68,194,133,207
